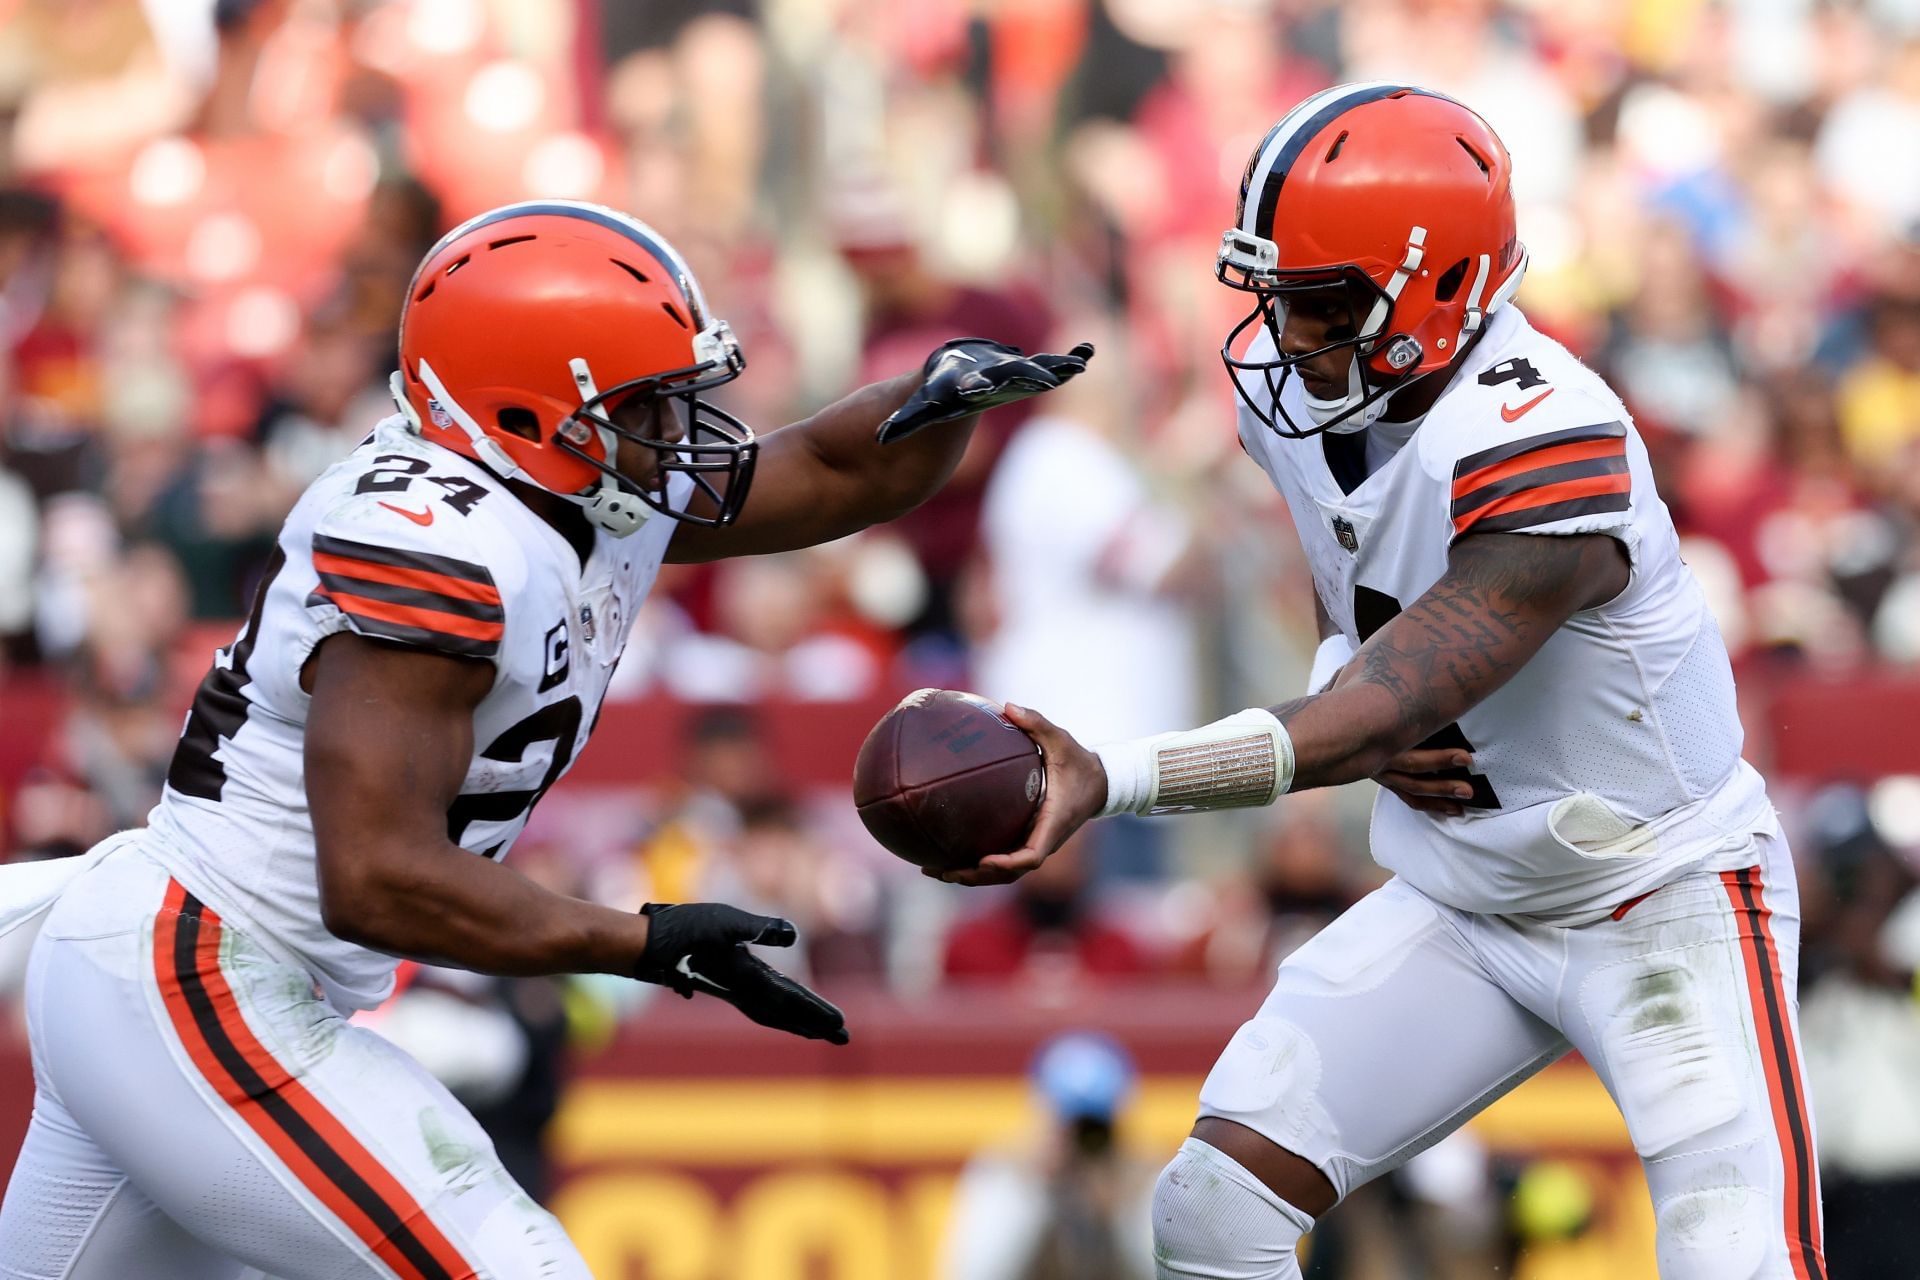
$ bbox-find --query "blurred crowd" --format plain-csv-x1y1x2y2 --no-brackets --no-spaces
6,0,1920,1271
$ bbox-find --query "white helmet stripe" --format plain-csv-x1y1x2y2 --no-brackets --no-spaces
1238,81,1409,236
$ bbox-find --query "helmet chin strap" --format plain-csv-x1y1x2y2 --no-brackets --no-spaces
1302,359,1389,434
566,357,652,538
411,359,526,482
389,370,420,430
406,358,650,538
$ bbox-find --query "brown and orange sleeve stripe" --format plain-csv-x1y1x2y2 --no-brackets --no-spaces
1450,422,1631,538
310,534,503,660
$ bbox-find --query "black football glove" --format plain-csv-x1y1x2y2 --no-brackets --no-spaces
875,338,1095,444
633,902,849,1045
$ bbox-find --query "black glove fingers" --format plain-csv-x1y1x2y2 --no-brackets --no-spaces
877,338,1096,444
924,337,1021,373
702,947,850,1044
752,917,799,948
960,372,1051,401
1029,351,1090,379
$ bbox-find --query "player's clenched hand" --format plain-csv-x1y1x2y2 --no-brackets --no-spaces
633,902,849,1045
876,339,1095,443
931,703,1106,887
1374,748,1477,818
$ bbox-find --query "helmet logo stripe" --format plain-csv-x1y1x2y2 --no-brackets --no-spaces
1239,84,1366,236
1236,120,1287,229
1243,83,1429,240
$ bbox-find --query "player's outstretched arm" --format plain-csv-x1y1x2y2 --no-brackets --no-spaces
666,339,1092,563
936,531,1628,886
305,634,848,1041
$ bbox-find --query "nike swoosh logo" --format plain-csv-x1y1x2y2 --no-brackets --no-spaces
677,953,727,993
378,501,434,526
1500,388,1554,422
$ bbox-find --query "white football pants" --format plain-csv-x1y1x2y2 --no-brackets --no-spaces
0,836,591,1279
1188,832,1825,1279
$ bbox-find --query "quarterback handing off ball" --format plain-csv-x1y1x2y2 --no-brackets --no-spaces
853,689,1045,873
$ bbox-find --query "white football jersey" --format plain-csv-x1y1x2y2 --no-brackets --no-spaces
145,416,679,1008
1238,306,1775,921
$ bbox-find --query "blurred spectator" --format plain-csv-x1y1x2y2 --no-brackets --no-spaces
30,494,119,663
1598,217,1742,438
1503,1156,1601,1276
1815,35,1920,244
1388,1132,1509,1280
971,320,1199,748
250,299,394,497
1342,0,1583,209
1799,782,1920,1278
1837,288,1920,474
1116,2,1325,251
3,766,108,864
664,549,890,701
131,435,279,618
53,541,189,828
942,836,1153,993
1170,795,1364,984
943,1031,1157,1280
0,462,33,654
631,704,786,905
697,793,885,983
970,318,1201,881
0,0,190,174
835,176,1052,646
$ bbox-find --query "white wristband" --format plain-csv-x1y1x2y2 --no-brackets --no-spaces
1094,708,1295,818
1307,633,1356,695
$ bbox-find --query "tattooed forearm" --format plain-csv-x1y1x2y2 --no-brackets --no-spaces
1270,532,1627,790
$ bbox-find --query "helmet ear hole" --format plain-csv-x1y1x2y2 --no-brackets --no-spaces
496,406,542,440
1435,258,1471,304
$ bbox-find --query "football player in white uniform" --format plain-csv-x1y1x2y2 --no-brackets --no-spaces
936,87,1826,1279
0,200,1092,1278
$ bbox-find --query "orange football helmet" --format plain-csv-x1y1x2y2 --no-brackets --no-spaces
393,200,756,535
1219,84,1528,437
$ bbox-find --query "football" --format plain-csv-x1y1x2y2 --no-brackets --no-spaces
853,689,1046,873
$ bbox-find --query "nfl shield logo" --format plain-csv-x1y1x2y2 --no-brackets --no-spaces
579,603,596,644
1332,516,1359,553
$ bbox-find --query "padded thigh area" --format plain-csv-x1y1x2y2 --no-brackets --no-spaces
1196,879,1565,1199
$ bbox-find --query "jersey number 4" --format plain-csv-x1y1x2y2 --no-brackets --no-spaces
1355,585,1502,809
1476,357,1546,390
